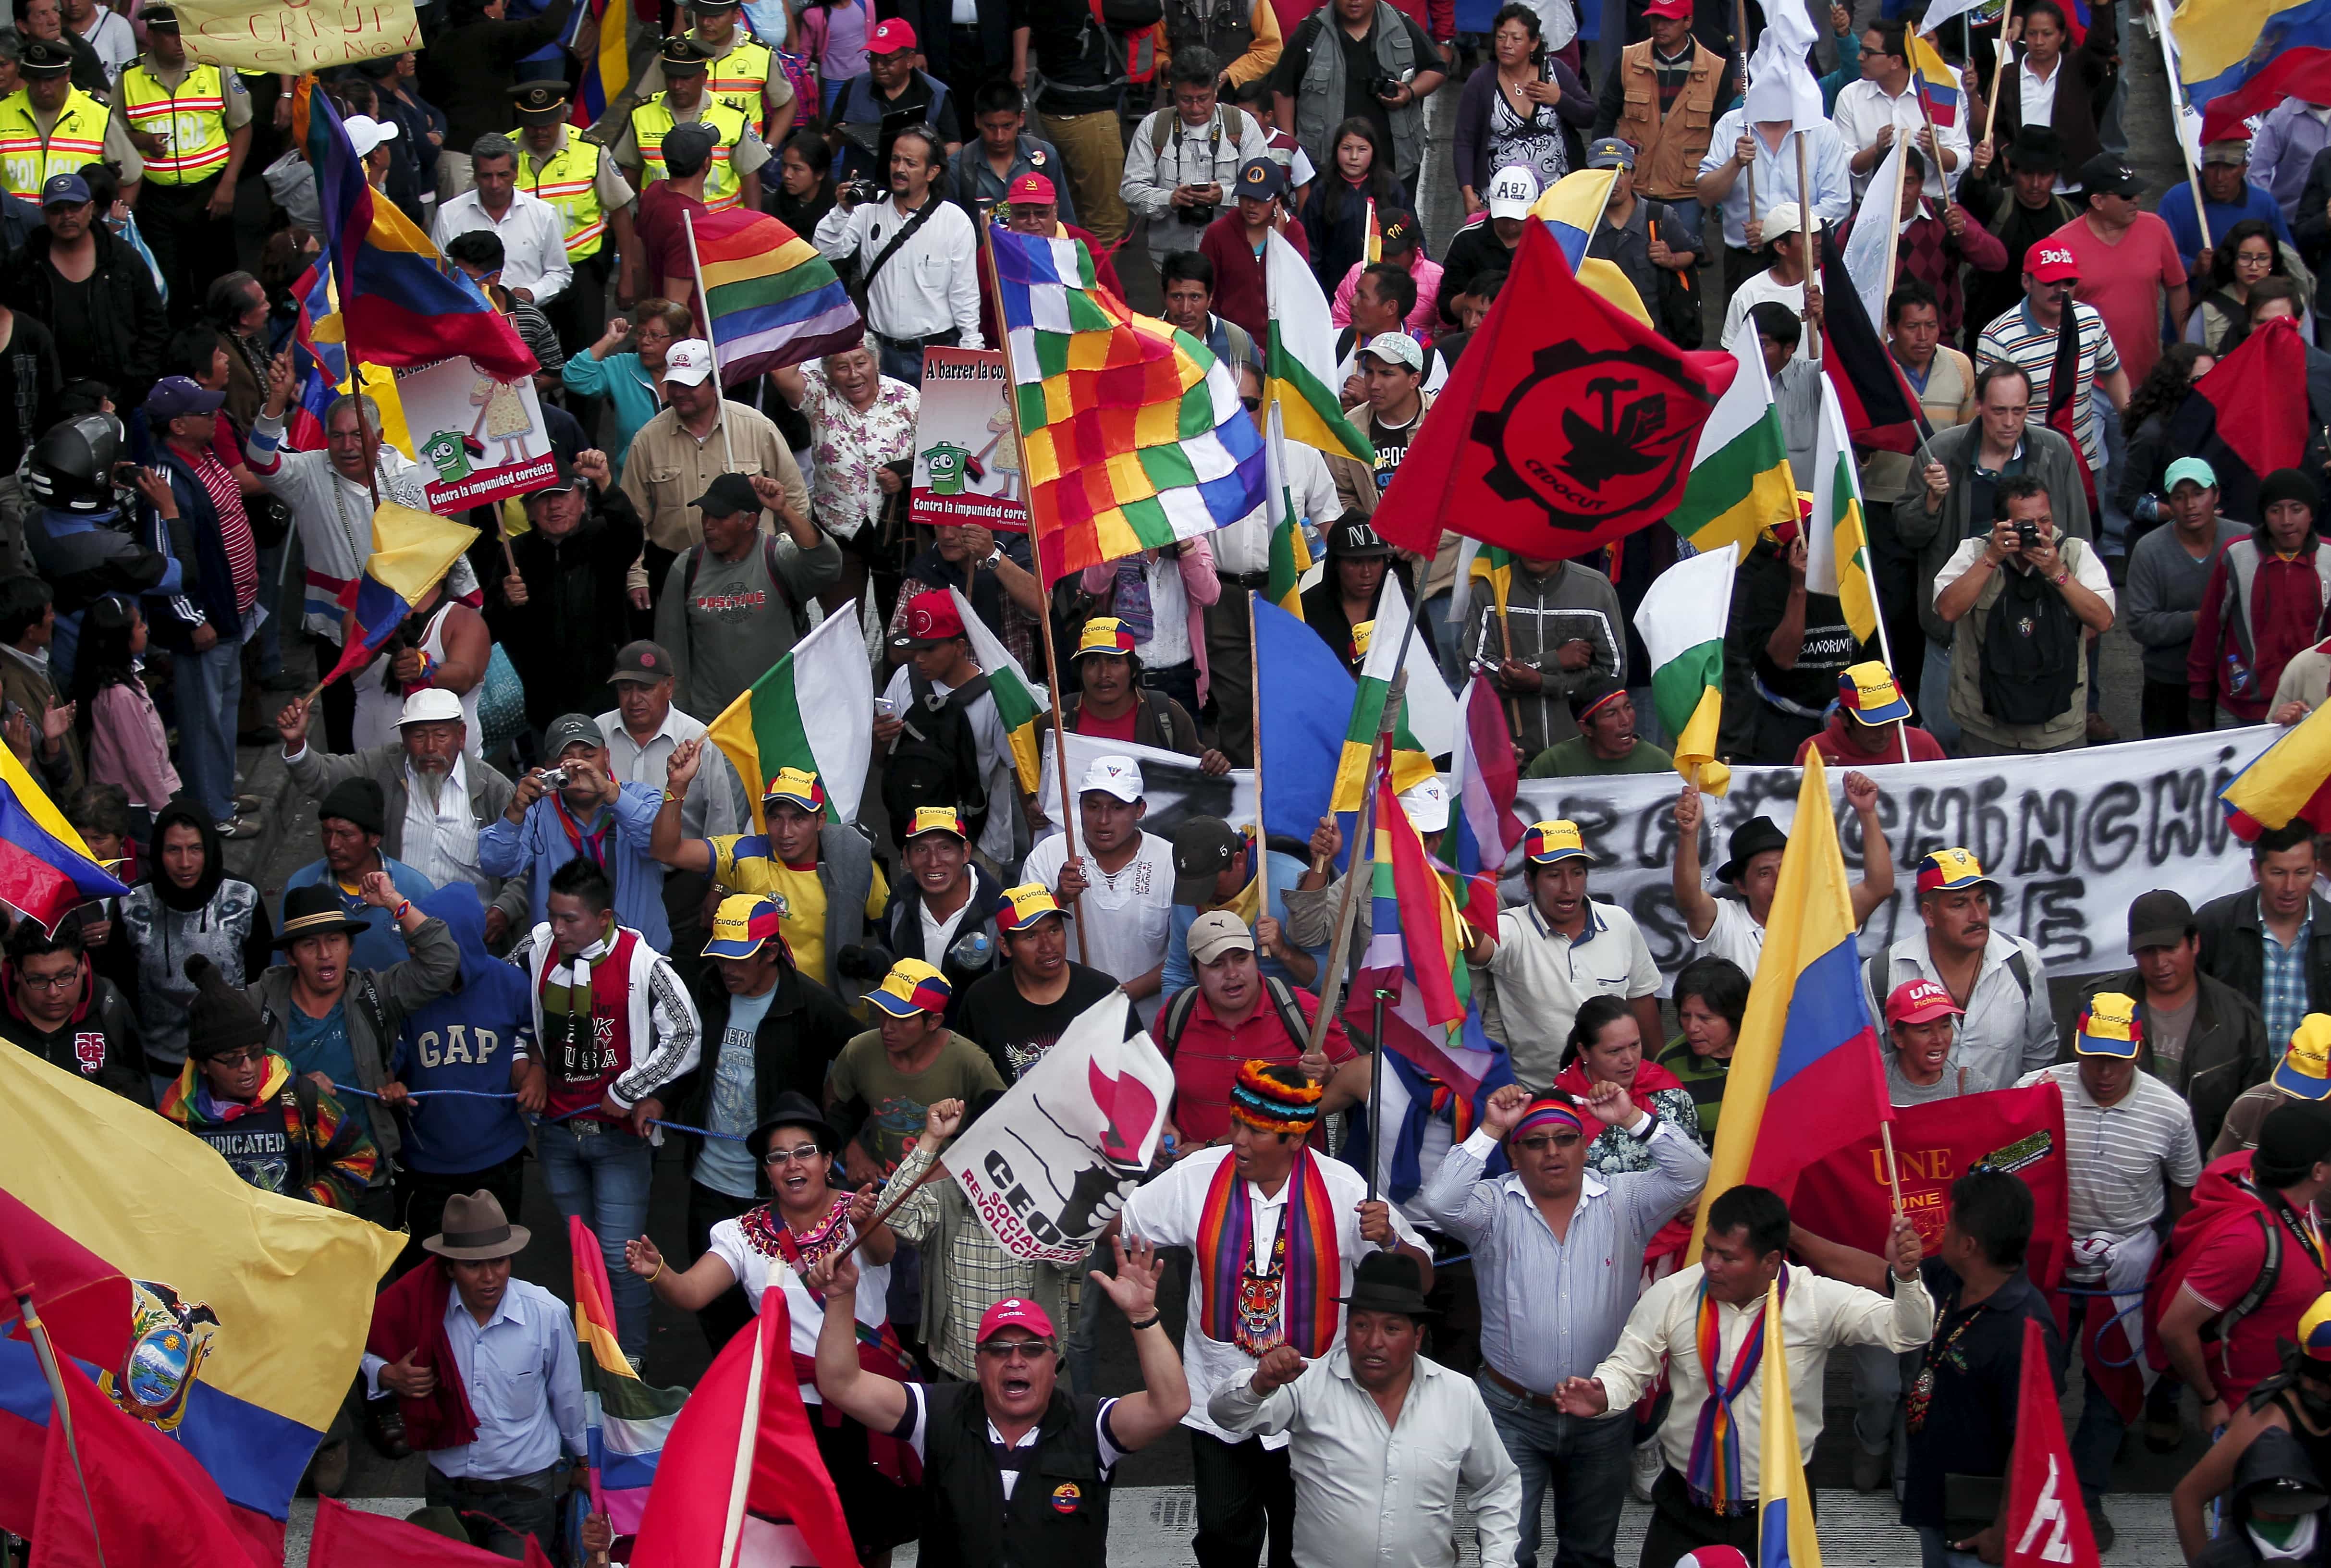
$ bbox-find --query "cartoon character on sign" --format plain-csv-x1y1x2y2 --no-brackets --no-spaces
922,441,973,496
421,429,471,484
102,1281,220,1433
467,375,534,466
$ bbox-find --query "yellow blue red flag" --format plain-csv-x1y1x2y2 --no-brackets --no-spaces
0,739,129,929
1758,1275,1822,1568
2221,700,2331,840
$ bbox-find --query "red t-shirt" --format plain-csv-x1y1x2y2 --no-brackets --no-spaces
2184,1207,2331,1407
636,184,710,317
1169,986,1355,1146
2052,212,2186,390
1070,703,1140,743
1795,714,1951,765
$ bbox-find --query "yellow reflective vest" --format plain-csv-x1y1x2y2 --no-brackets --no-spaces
701,38,773,131
0,88,113,202
509,130,610,260
629,95,748,212
119,62,231,185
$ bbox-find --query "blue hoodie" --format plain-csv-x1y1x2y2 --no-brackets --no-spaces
390,884,535,1175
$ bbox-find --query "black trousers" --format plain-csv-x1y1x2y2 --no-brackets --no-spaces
687,1178,761,1353
141,175,237,327
1189,1428,1296,1568
2142,676,2198,738
1637,1467,1815,1568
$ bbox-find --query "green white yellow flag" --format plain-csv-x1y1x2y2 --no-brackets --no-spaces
950,586,1051,792
1263,228,1375,466
1262,404,1316,617
705,609,874,832
1667,334,1796,557
1331,572,1443,810
1807,375,1880,642
1634,543,1737,796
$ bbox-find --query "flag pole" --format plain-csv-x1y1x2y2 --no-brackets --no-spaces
981,221,1089,965
1796,136,1818,331
1250,572,1270,953
11,1287,109,1568
2158,20,2214,258
1983,2,2012,146
682,208,742,478
715,1305,770,1568
1733,0,1756,220
1880,1121,1906,1212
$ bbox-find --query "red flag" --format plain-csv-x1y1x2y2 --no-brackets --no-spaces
629,1286,857,1568
1370,220,1736,561
1819,234,1926,453
2004,1318,2103,1568
2044,305,2099,517
27,1355,270,1568
310,1496,557,1568
2194,314,2310,490
0,1188,132,1370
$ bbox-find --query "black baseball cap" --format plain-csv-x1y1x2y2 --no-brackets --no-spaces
2075,152,2142,200
692,472,762,518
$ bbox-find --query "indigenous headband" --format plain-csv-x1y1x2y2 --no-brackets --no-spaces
1228,1059,1323,1134
1512,1098,1587,1139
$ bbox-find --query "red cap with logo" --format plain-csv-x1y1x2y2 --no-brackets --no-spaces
1009,172,1056,204
1885,978,1964,1026
868,16,917,51
976,1297,1058,1340
891,589,967,648
2023,241,2079,283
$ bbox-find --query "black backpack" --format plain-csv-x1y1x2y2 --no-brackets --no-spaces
1157,974,1311,1058
1979,560,2081,728
881,669,991,839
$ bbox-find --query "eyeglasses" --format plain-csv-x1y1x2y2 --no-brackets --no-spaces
762,1143,824,1165
18,969,79,992
209,1048,264,1069
1514,1132,1583,1152
976,1338,1053,1361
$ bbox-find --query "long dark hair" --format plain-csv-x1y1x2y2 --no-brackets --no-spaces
1316,116,1401,230
2208,218,2285,295
2122,341,2209,438
1557,994,1636,1072
68,593,142,745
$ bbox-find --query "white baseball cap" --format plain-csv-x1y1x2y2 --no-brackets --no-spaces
662,339,715,387
1760,203,1803,243
1399,776,1449,834
1079,755,1144,803
398,688,465,726
1485,166,1540,220
345,115,400,160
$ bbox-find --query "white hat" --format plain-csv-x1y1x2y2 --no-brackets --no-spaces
345,115,400,160
1079,755,1144,803
662,339,715,387
1485,166,1540,220
1759,202,1803,243
1398,776,1449,834
398,688,465,726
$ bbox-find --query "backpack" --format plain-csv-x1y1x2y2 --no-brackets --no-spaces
881,669,992,839
1979,558,2081,728
1866,947,2035,1013
2142,1154,2306,1374
1157,973,1310,1059
1148,102,1254,158
1085,0,1162,88
683,535,797,623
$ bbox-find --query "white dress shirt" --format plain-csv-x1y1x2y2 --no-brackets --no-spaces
360,1278,588,1481
813,194,983,347
1593,1261,1933,1500
400,752,485,896
596,701,748,840
431,187,576,304
1120,1146,1425,1445
1209,1348,1524,1568
1831,76,1969,200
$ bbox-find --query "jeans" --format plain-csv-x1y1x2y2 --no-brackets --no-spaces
1918,638,1963,753
2064,1296,2125,1502
1421,588,1459,682
1915,1526,1988,1568
423,1463,562,1560
537,1122,654,1358
173,636,245,823
1062,1238,1108,1398
1189,1428,1296,1568
1478,1374,1633,1568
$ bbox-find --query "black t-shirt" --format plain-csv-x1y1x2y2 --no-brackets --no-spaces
872,74,962,146
1368,405,1424,495
1021,0,1164,112
1274,9,1439,159
958,961,1130,1082
1734,539,1859,713
0,312,59,471
1900,1258,2062,1531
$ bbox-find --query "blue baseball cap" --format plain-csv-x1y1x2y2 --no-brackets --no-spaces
143,375,226,421
40,172,89,208
1236,157,1288,201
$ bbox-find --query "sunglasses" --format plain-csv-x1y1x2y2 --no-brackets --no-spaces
761,1142,824,1165
209,1048,265,1069
976,1338,1053,1361
1515,1131,1584,1152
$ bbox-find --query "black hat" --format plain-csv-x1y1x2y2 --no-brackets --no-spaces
662,121,718,170
1567,673,1627,724
1712,816,1789,884
272,885,373,948
1170,816,1241,906
2004,124,2062,174
19,38,73,77
692,471,762,519
2261,467,2322,517
610,640,677,685
2126,889,2196,953
317,776,387,836
2255,1102,2331,1188
509,79,570,124
1326,518,1393,559
525,456,581,498
660,36,711,73
746,1090,840,1163
2074,152,2143,200
182,954,269,1062
142,4,180,29
1335,1250,1434,1317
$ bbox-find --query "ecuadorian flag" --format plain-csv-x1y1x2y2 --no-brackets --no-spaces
1906,28,1961,127
2221,699,2331,840
1759,1274,1822,1568
1530,168,1652,325
0,742,130,930
320,502,480,688
1689,752,1891,1259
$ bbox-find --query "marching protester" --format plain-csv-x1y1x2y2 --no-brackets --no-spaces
1865,849,2061,1093
0,916,147,1103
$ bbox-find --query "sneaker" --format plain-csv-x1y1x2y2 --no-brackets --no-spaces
232,793,262,813
1629,1437,1661,1504
1852,1444,1890,1492
216,815,261,840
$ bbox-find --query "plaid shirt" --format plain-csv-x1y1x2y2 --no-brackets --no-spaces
879,1139,1082,1381
2261,895,2314,1050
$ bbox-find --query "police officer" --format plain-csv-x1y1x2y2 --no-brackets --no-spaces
507,79,638,357
117,7,248,325
626,0,795,137
0,37,142,207
612,37,769,214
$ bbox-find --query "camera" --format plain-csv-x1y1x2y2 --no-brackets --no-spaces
841,177,882,204
1178,200,1218,224
539,766,569,789
2015,519,2040,552
1370,69,1412,99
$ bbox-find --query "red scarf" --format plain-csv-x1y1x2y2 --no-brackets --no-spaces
365,1263,479,1451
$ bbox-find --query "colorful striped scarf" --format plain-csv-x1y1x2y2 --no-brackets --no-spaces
1686,1266,1788,1516
1195,1148,1342,1358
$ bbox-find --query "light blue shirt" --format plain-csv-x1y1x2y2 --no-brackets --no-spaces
363,1277,587,1481
1696,109,1855,252
697,986,775,1199
1162,849,1326,997
476,782,671,951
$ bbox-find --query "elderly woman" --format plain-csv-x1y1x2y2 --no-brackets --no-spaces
773,331,921,617
625,1091,920,1563
562,299,693,483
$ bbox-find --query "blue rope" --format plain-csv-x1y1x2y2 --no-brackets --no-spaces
334,1085,521,1102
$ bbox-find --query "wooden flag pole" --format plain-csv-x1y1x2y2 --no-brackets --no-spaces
1734,0,1757,220
1983,1,2013,146
681,209,742,478
1797,135,1818,330
981,222,1089,965
1880,1121,1906,1213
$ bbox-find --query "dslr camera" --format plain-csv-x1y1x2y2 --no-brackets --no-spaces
840,177,883,205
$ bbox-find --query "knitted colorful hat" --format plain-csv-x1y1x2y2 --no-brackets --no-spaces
762,767,826,816
1510,1094,1587,1140
2073,992,2143,1059
868,958,953,1018
1228,1060,1323,1134
1838,661,1912,725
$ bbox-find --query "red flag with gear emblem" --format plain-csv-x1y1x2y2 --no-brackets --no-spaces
1368,220,1737,561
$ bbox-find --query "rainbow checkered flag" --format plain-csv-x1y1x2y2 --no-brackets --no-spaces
990,225,1266,581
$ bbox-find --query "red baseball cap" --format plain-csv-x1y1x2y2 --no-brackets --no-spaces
1008,172,1056,204
1886,979,1964,1027
976,1297,1057,1341
2024,241,2079,283
890,589,967,649
868,16,916,52
1643,0,1693,18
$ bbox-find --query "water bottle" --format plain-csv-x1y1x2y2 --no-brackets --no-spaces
949,927,994,971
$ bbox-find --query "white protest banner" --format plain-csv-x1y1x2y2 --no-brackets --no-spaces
913,348,1028,532
1037,731,1255,835
177,0,421,74
943,991,1175,1264
1109,728,2279,978
396,356,557,512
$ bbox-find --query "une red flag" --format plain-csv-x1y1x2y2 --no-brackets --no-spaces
2004,1318,2103,1568
629,1286,857,1568
1371,220,1735,561
310,1496,556,1568
27,1355,269,1568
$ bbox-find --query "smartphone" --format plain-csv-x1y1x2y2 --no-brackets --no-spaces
873,696,899,719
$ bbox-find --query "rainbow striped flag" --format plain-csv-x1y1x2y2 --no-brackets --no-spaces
307,88,534,380
684,206,860,383
991,225,1265,581
570,1218,688,1537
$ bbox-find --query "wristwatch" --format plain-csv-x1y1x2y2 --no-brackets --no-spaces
984,547,1004,568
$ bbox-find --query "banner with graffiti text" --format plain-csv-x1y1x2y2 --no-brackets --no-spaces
943,991,1172,1264
177,0,421,73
